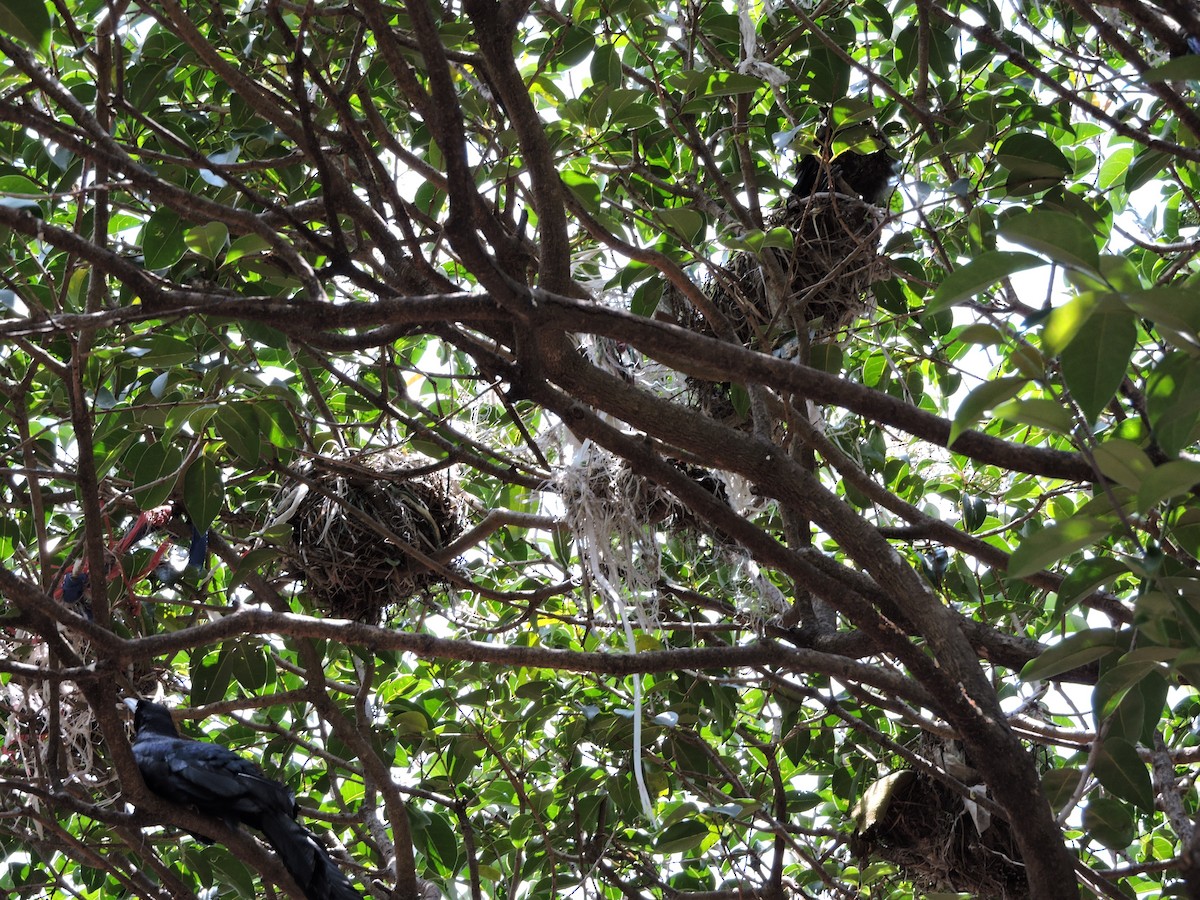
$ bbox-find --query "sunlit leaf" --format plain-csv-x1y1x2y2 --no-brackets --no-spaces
927,251,1044,313
948,376,1027,446
1020,628,1121,681
1059,306,1136,424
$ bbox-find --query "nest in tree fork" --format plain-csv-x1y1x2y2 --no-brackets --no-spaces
663,192,887,352
850,769,1029,898
285,450,464,623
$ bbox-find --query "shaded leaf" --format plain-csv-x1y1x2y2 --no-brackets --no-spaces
1094,737,1154,812
183,455,224,533
998,210,1100,275
131,442,184,510
996,133,1072,179
1083,797,1134,850
992,396,1074,434
1053,558,1128,621
655,819,709,854
1092,439,1155,490
1042,767,1081,811
214,403,263,464
948,376,1027,446
1137,460,1200,512
142,208,188,270
0,0,50,52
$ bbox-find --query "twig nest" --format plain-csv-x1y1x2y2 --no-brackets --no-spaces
285,449,464,624
850,767,1029,897
662,191,887,353
658,192,887,428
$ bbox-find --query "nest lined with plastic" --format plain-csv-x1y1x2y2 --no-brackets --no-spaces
285,450,464,624
0,632,164,801
850,770,1029,898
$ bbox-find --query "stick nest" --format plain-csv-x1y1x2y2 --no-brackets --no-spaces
285,450,464,624
659,193,887,426
664,192,887,353
851,771,1029,898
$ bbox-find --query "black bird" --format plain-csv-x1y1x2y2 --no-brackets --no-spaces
790,147,897,206
127,699,360,900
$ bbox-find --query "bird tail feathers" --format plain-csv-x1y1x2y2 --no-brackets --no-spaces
258,813,360,900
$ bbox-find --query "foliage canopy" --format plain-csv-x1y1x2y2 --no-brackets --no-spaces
2,0,1200,898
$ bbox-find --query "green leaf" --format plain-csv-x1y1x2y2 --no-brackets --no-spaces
655,819,709,854
1091,439,1155,490
998,210,1100,275
1142,55,1200,82
1019,628,1120,681
1093,660,1165,723
803,46,850,103
1146,351,1200,456
225,233,272,264
783,728,811,767
1093,737,1154,812
710,72,766,97
1128,149,1170,190
131,442,184,509
1059,306,1137,424
0,0,51,52
422,812,461,875
1042,767,1081,812
948,376,1027,446
185,222,229,261
1097,147,1134,189
191,648,235,706
142,208,188,270
230,641,273,691
1043,290,1100,354
961,495,987,533
554,26,595,69
561,170,601,214
1009,516,1111,579
214,403,263,464
1083,797,1134,850
1137,460,1200,512
992,396,1074,435
927,251,1044,314
0,174,44,215
1120,287,1200,352
656,208,704,245
1054,558,1128,620
183,455,224,532
590,42,621,87
761,227,794,250
996,133,1072,179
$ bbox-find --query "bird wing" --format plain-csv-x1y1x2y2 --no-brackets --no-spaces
133,733,295,826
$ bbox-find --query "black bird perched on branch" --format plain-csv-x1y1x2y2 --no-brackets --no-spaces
127,699,360,900
789,146,897,207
